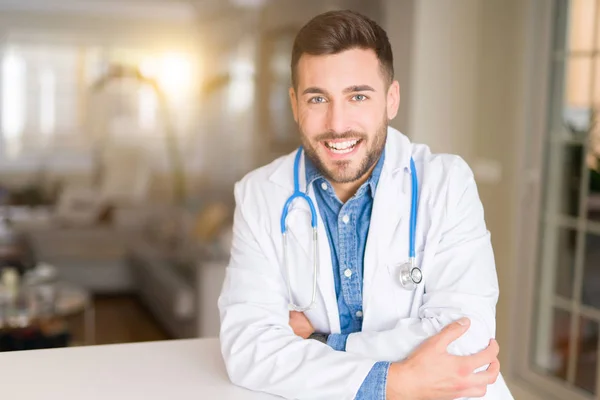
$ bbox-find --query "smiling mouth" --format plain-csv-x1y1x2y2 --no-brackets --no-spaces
323,139,363,154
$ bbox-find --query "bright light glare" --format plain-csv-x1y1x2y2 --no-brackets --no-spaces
140,58,158,80
140,53,194,99
2,51,26,140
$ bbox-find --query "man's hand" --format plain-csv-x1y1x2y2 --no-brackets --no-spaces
289,311,315,339
386,318,500,400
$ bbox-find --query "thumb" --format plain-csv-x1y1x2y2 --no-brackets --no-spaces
435,317,471,348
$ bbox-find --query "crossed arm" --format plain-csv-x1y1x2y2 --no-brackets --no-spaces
219,158,501,399
293,157,498,361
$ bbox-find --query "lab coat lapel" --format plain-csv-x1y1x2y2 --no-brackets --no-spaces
363,129,412,312
313,196,340,333
363,168,408,305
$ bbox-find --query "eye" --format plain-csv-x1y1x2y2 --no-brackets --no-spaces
309,96,327,104
352,94,368,102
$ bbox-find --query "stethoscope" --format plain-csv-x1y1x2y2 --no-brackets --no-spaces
281,147,421,312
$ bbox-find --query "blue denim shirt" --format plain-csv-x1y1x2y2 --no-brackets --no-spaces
305,151,390,400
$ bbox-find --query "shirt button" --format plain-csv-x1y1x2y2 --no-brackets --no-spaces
321,182,328,190
356,311,363,318
344,268,352,278
342,215,350,224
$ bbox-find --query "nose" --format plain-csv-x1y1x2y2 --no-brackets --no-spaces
325,101,349,134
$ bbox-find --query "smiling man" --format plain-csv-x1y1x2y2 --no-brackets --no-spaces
219,10,513,400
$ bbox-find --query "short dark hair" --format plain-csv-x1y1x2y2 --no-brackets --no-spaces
291,10,394,89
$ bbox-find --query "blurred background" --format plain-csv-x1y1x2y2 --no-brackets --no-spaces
0,0,594,399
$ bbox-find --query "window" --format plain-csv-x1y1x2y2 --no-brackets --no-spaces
0,42,198,171
1,49,27,157
523,1,600,399
0,44,86,158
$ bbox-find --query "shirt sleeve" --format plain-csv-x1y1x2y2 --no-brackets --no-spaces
355,361,390,400
326,333,349,351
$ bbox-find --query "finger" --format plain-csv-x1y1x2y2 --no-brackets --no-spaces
468,359,500,386
465,339,500,371
456,385,488,399
434,317,471,348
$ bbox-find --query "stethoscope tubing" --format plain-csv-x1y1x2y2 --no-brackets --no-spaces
281,147,420,311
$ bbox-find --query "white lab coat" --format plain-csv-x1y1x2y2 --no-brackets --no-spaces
218,127,513,399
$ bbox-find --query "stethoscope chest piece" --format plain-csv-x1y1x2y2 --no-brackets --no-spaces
410,266,422,284
398,260,422,290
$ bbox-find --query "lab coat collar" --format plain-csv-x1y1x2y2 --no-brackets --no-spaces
268,126,412,191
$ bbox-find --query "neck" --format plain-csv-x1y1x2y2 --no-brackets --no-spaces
331,162,378,203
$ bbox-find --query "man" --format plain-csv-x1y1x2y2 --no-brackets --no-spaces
219,9,513,400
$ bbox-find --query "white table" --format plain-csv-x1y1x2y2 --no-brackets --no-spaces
1,338,279,399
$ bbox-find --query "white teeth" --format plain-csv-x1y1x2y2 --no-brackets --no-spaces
325,139,359,152
330,147,353,154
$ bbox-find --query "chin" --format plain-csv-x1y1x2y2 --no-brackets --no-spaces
324,162,363,184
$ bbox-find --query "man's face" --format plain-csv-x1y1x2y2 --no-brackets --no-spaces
289,48,400,184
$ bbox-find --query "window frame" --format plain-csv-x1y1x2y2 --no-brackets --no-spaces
514,1,600,399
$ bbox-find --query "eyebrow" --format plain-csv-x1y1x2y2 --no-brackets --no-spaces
343,85,375,94
301,85,376,96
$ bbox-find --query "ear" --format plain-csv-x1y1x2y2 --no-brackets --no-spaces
386,80,400,120
289,87,299,123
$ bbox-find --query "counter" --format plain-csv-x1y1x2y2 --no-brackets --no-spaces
1,338,278,399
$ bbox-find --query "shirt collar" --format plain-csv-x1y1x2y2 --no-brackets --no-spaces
368,149,385,194
304,153,323,189
304,148,386,197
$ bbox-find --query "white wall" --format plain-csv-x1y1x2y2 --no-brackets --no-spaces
382,0,413,135
407,0,481,159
